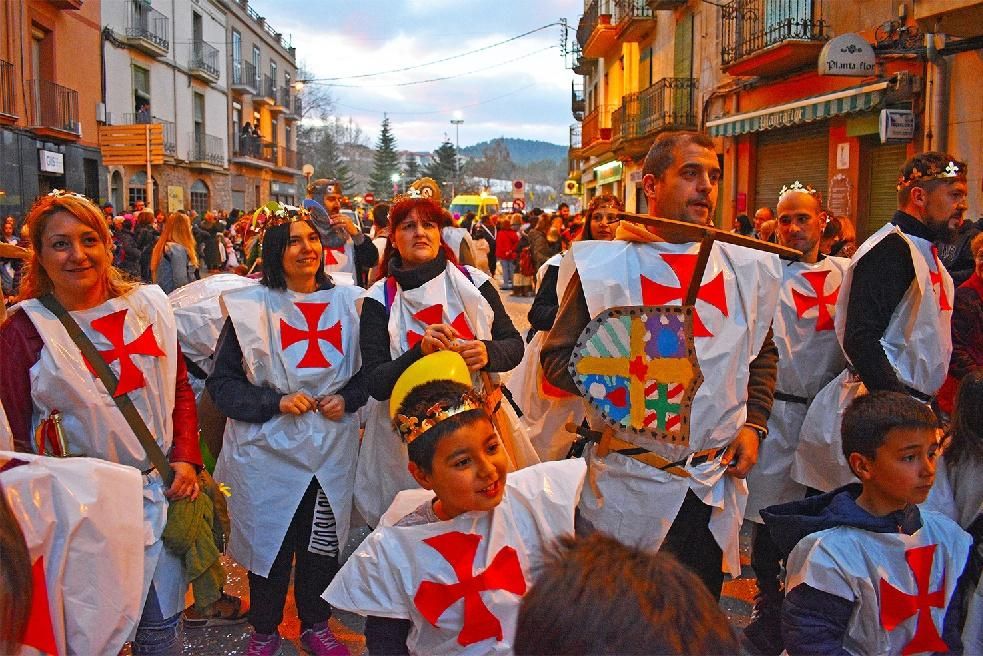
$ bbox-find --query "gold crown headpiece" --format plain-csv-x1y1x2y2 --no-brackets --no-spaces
392,177,443,206
896,160,966,191
778,181,819,199
251,201,309,231
392,388,485,445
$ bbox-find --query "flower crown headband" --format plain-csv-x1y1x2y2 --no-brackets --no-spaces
896,160,966,191
392,389,485,445
778,181,819,200
391,177,443,207
250,200,310,231
47,189,89,201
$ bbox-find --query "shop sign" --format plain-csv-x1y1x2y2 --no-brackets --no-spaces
167,186,184,212
819,34,876,77
827,174,852,218
593,161,623,186
879,109,915,144
39,150,64,174
629,170,644,184
270,181,296,195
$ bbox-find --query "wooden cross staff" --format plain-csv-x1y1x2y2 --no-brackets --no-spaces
614,210,801,305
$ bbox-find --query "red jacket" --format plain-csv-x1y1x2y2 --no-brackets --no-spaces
495,228,519,260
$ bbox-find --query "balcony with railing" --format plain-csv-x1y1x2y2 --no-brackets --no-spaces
189,41,220,83
290,95,303,119
581,104,614,156
230,59,258,95
125,0,169,58
0,59,15,121
648,0,687,10
233,136,277,167
577,0,618,58
569,123,583,163
280,148,298,171
26,80,80,137
255,75,276,105
613,77,697,157
119,113,176,156
571,42,593,75
720,0,829,77
271,87,290,113
189,132,225,167
614,0,655,41
571,81,585,121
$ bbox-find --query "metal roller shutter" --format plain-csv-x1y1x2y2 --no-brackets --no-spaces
754,124,830,213
863,142,907,237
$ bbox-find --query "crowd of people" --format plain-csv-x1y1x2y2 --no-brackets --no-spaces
0,133,980,656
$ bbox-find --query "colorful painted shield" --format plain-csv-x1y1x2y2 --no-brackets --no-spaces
568,305,702,446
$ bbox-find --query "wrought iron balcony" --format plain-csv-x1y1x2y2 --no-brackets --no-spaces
0,59,15,119
648,0,686,10
189,132,225,167
577,0,619,57
581,104,614,155
271,87,290,113
125,0,169,57
231,59,258,94
614,0,655,41
119,113,176,156
290,95,303,119
255,74,276,104
569,124,582,150
26,79,80,135
571,81,585,120
614,77,698,145
280,147,298,170
233,136,278,166
720,0,829,76
189,41,220,82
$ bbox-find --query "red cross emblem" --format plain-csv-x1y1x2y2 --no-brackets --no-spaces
405,304,475,349
83,309,166,396
640,253,728,337
791,269,840,332
414,531,527,646
929,246,952,312
879,544,949,655
279,302,343,368
323,244,347,266
22,556,58,655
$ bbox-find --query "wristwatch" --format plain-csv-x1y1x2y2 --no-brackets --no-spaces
746,424,768,440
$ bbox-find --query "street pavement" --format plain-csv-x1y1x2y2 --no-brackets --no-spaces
165,274,757,655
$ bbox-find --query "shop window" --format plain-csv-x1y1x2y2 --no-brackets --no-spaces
128,171,147,209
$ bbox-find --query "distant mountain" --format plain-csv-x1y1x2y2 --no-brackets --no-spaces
459,138,566,166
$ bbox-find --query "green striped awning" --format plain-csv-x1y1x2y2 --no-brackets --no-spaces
706,81,889,138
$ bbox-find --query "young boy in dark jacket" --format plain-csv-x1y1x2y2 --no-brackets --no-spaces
761,392,972,655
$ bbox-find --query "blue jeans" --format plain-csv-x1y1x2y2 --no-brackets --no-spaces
132,583,183,655
500,258,515,289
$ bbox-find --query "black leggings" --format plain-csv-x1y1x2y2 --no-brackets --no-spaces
248,478,340,634
660,490,725,599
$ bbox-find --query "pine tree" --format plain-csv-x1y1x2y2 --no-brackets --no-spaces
403,153,420,181
369,117,401,198
296,125,355,191
424,140,458,194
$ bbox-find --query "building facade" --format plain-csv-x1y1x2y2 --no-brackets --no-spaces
101,0,231,215
569,0,982,237
225,0,301,210
0,0,107,219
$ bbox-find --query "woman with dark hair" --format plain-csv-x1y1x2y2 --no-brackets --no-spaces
0,191,202,655
507,193,622,460
355,191,537,529
733,213,754,236
207,207,366,655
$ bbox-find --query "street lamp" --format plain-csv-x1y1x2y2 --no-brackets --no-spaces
390,172,400,197
450,111,463,199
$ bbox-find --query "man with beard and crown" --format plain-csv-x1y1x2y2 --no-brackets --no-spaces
541,131,790,600
208,202,367,655
304,178,379,287
355,177,539,530
740,181,850,655
793,152,966,495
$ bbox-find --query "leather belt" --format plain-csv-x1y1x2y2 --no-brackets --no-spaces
774,391,809,404
595,431,726,479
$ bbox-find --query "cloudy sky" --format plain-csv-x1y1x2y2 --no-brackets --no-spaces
257,0,579,152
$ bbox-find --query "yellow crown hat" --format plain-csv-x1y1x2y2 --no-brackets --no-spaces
390,351,480,444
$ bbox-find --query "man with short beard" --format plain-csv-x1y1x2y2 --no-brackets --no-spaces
305,178,378,287
794,152,966,495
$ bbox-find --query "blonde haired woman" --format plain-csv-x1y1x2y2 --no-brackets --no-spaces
151,212,199,293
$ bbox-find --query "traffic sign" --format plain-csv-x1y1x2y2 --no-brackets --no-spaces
512,198,525,211
364,192,375,204
512,179,525,200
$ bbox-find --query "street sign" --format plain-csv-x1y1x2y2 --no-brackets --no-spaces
364,192,375,204
512,198,525,211
512,180,524,199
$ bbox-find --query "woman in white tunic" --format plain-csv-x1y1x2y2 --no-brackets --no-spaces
208,209,366,655
356,191,533,528
0,191,201,655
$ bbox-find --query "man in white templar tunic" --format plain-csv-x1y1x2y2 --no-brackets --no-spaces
740,181,849,654
793,152,964,493
541,131,782,599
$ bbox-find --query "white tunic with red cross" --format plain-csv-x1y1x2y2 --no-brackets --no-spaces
354,263,539,528
794,224,954,492
16,286,186,619
785,510,970,656
214,282,361,577
1,452,146,656
323,238,356,278
325,459,586,656
745,256,849,522
565,239,781,576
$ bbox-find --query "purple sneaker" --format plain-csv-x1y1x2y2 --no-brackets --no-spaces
244,631,283,656
300,621,350,656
